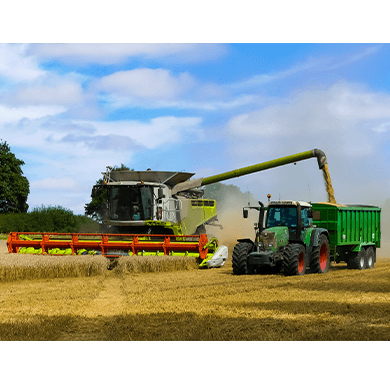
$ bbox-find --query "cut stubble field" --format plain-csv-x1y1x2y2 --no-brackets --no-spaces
0,240,389,341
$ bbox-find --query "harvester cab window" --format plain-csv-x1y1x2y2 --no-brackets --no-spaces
140,186,153,220
111,186,142,221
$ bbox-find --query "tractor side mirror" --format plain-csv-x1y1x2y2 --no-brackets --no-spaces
307,209,313,218
243,209,248,219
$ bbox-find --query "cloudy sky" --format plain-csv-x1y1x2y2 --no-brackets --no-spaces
1,41,389,214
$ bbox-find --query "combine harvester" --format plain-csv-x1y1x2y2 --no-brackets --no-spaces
8,149,328,269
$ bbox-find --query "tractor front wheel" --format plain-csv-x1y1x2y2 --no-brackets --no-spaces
282,243,306,276
232,242,253,275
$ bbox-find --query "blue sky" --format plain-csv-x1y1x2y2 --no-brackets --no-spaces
1,42,390,214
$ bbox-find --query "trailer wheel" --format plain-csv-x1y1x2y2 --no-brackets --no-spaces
365,247,375,269
310,234,330,274
347,249,366,270
232,242,253,275
282,243,306,276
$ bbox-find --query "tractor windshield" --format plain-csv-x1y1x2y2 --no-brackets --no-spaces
266,206,313,229
109,185,153,221
266,206,298,228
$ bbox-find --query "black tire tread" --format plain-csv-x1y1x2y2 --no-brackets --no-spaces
282,243,306,276
347,249,366,270
310,234,330,274
232,242,253,275
365,247,375,269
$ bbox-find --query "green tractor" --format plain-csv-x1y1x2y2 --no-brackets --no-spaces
232,200,330,276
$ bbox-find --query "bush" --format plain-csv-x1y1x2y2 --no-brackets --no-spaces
0,205,99,233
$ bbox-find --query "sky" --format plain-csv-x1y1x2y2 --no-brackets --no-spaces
1,42,390,214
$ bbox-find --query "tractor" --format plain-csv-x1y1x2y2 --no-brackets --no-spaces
232,200,330,276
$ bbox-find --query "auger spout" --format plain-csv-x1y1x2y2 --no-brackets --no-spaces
171,149,327,195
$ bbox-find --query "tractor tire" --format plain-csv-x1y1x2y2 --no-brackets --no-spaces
310,234,330,274
347,249,366,270
232,242,253,275
282,243,306,276
365,247,375,269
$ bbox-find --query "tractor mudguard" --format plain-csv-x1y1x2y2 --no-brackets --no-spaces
236,238,255,246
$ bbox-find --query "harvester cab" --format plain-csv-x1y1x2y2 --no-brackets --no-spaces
99,168,220,237
233,199,330,276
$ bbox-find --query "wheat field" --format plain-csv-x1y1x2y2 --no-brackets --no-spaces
1,240,390,340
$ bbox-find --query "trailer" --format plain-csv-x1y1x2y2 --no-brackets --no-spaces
311,202,381,269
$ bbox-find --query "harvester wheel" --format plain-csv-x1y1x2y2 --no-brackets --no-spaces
232,242,253,275
282,243,306,276
310,234,330,274
365,247,375,269
347,249,366,270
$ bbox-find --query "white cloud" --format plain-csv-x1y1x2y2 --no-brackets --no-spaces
0,104,66,124
77,116,203,150
231,58,321,89
0,44,46,82
30,177,77,190
96,68,196,100
327,45,381,70
5,81,84,106
26,43,227,64
228,81,390,144
225,80,390,205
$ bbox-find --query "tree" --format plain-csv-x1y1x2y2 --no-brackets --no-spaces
84,164,133,221
0,140,29,213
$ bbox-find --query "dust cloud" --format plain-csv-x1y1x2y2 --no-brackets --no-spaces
206,194,260,259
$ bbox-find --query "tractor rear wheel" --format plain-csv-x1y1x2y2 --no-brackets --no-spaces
282,243,306,276
310,234,330,274
232,242,253,275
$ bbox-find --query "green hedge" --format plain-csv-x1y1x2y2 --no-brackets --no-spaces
0,205,99,233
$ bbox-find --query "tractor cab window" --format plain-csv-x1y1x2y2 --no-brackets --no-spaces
266,206,297,228
301,208,312,227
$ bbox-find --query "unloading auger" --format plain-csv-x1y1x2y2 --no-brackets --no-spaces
7,149,327,268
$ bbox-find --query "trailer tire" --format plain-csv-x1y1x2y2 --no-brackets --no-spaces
282,243,306,276
232,242,253,275
347,249,366,270
310,234,330,274
365,247,375,269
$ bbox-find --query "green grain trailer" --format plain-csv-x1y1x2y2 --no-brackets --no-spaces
311,203,381,270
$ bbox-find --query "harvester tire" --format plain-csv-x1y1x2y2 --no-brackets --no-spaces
310,234,330,274
232,242,253,275
347,249,366,270
282,243,306,276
